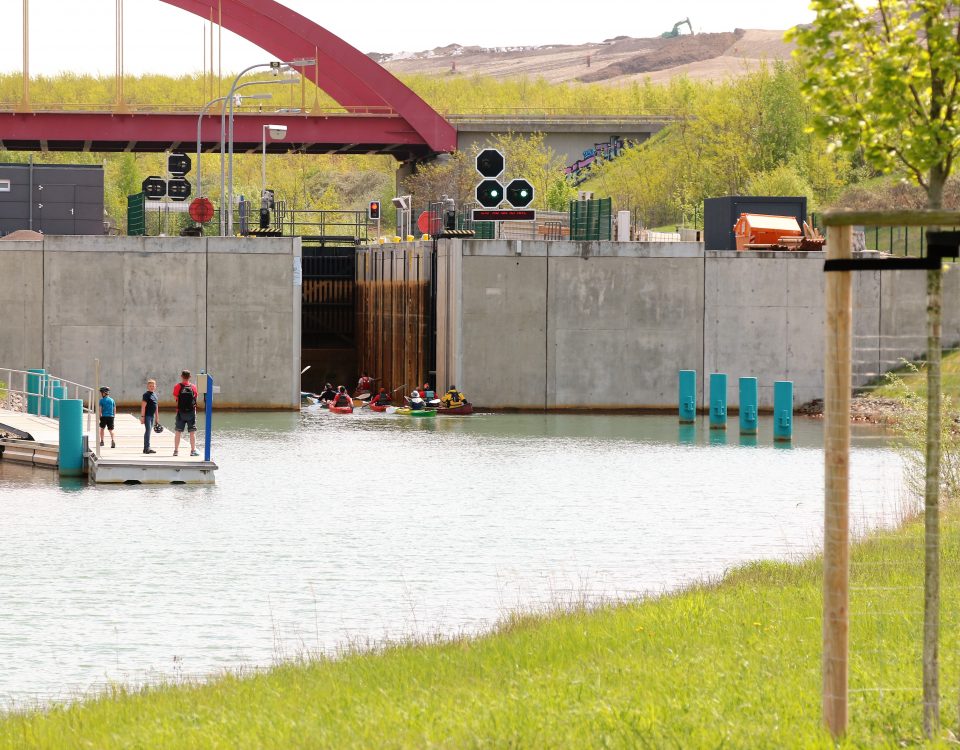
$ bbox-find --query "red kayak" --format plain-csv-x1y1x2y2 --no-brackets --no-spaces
369,403,390,413
329,405,354,414
436,402,473,415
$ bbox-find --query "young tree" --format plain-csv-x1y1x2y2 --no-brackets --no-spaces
792,1,960,737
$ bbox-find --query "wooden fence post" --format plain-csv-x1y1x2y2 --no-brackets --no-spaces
824,223,852,738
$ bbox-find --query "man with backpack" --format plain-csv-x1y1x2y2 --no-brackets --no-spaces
172,369,199,457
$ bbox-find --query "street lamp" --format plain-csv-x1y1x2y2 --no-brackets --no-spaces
197,89,272,229
262,124,288,196
224,58,315,235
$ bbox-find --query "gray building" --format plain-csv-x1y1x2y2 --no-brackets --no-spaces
0,163,104,236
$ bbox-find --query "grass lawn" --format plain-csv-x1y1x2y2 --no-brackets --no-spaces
2,512,959,748
869,348,960,403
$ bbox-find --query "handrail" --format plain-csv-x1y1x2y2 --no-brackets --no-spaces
0,102,399,117
0,367,96,426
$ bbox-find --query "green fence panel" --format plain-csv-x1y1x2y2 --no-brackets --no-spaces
569,198,612,241
127,192,146,236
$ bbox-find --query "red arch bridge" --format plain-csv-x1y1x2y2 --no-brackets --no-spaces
0,0,456,160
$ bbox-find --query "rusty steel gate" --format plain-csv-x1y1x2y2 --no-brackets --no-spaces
355,245,436,399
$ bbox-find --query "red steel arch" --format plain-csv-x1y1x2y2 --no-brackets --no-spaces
0,1,455,157
159,0,455,152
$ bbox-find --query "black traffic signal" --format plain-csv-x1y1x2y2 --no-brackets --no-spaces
260,208,271,230
168,152,192,177
476,179,504,208
476,148,504,178
368,200,381,220
167,178,192,202
506,178,534,208
142,176,166,200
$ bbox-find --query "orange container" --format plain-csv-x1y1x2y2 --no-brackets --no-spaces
733,213,802,250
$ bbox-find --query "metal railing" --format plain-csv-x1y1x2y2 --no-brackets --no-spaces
810,213,959,257
0,102,399,117
0,367,95,432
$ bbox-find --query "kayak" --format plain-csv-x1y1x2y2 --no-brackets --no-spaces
328,405,354,414
369,403,390,413
436,402,473,415
394,407,436,418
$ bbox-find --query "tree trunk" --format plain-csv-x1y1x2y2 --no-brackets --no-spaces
924,168,945,738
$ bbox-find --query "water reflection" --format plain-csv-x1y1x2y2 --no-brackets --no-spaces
0,411,902,708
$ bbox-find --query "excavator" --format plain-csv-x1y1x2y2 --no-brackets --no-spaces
661,18,693,38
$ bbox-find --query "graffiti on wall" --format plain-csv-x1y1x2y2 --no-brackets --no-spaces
564,138,627,185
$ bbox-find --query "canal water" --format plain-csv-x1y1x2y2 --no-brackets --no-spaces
0,411,904,708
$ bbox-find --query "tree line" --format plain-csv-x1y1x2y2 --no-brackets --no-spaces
0,63,884,231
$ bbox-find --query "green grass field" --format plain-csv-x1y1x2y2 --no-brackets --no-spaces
2,509,959,748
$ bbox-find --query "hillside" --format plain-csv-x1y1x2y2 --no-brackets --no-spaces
373,29,794,85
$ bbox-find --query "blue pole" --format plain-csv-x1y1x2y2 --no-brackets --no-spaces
738,377,758,435
678,370,696,423
26,368,44,415
204,373,214,462
58,399,84,476
52,384,66,418
709,373,727,429
774,380,794,442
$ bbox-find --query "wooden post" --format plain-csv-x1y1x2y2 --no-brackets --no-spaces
824,223,852,738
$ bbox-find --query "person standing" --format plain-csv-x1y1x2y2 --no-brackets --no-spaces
98,386,116,448
140,378,159,454
172,370,199,457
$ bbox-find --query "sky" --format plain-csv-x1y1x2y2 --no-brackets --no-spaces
0,0,817,77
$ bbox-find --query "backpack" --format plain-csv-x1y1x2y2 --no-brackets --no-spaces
177,383,197,414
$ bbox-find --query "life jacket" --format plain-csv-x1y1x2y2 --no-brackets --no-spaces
176,383,197,414
444,390,463,406
374,393,390,404
334,394,351,407
358,377,373,392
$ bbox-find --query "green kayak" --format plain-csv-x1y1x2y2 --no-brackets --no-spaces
394,407,436,418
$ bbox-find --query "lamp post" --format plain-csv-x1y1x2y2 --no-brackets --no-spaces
224,58,314,235
197,90,272,230
262,124,288,196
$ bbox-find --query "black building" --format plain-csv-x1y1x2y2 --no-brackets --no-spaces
0,162,104,236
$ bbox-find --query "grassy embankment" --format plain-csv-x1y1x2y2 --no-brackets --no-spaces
870,348,960,402
2,511,959,748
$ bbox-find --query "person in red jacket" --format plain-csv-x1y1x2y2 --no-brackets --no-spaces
333,386,353,408
172,370,199,457
371,387,391,406
356,373,374,396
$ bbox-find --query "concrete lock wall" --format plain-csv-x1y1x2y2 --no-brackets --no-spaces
0,235,301,409
438,240,960,410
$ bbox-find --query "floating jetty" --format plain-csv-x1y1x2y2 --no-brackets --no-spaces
0,368,217,484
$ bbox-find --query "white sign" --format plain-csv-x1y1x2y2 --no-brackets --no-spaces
293,256,302,286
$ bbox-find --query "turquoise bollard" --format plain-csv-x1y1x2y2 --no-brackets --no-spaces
739,377,758,435
52,384,66,418
678,370,696,423
774,381,794,442
26,369,45,415
710,373,727,429
58,399,84,476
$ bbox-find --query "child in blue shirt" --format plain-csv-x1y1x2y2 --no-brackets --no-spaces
98,386,116,448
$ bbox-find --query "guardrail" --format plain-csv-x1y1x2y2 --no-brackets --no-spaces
0,102,399,117
0,367,95,431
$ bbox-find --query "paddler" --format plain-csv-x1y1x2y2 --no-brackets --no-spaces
356,372,374,397
409,389,427,411
371,387,392,406
318,383,337,406
333,386,353,408
441,385,467,408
